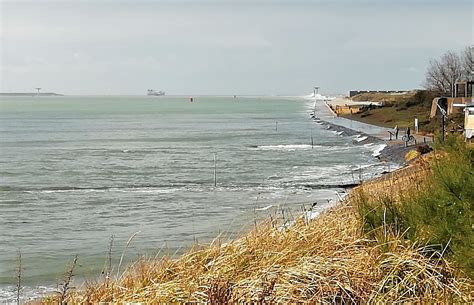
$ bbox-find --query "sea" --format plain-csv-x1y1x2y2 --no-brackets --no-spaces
0,95,391,303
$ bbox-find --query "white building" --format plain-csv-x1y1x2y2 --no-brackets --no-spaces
465,103,474,141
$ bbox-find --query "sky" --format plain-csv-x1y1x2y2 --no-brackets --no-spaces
0,0,472,95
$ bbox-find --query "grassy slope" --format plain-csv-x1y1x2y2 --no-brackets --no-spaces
343,91,436,132
44,140,473,304
358,136,474,278
351,92,416,104
343,105,430,128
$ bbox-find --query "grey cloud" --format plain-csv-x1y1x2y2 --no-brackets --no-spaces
1,0,471,95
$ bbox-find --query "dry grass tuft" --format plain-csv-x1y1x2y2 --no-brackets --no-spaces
42,154,473,304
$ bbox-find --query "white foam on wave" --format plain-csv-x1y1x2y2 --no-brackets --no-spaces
354,135,368,142
115,187,178,194
282,164,356,185
0,285,56,304
362,143,387,157
255,205,274,211
251,144,351,152
31,187,181,195
371,144,387,157
349,163,378,172
29,189,105,194
252,144,314,151
302,92,336,101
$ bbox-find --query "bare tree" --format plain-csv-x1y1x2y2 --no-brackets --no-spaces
424,50,463,96
425,58,448,94
461,46,473,79
444,51,463,96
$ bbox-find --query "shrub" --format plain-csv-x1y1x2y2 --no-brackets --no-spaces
416,144,433,154
413,90,438,108
356,135,474,277
403,138,473,276
405,150,420,161
356,192,405,244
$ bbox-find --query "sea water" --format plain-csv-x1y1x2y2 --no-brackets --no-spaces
0,96,390,302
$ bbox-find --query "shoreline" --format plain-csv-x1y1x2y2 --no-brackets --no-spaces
0,97,394,304
311,98,434,167
2,99,437,303
311,101,402,167
42,142,471,303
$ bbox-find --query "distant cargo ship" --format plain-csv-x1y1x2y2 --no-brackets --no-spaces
147,89,165,96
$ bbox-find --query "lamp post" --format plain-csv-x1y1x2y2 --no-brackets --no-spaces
436,100,447,142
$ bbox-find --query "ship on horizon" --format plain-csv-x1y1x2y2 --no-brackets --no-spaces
147,89,165,96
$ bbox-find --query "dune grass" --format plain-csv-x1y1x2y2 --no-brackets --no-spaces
356,135,474,278
42,137,473,304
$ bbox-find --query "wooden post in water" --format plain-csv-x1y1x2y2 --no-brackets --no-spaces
311,129,314,149
213,152,217,187
16,250,21,305
275,121,278,131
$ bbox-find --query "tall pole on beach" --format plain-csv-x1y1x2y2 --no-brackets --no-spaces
213,152,217,187
313,86,320,98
